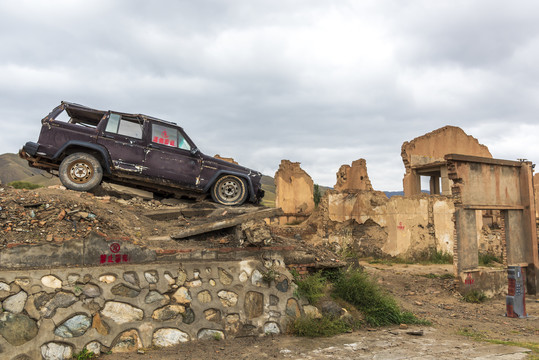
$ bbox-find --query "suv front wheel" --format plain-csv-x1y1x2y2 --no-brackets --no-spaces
211,175,248,206
59,152,103,191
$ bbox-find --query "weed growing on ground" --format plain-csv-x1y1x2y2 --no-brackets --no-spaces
420,273,454,280
332,269,430,327
419,250,453,264
462,290,487,303
8,181,42,190
73,348,95,360
458,328,539,358
478,252,502,267
368,257,412,266
289,315,351,337
294,271,326,305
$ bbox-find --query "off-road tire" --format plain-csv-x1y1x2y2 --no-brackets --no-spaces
211,175,248,206
59,152,103,192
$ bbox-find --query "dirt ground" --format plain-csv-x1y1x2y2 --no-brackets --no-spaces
2,185,538,359
101,262,539,360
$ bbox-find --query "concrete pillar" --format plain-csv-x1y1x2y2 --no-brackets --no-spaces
440,166,451,196
455,208,478,272
403,170,421,197
504,210,527,266
430,176,440,195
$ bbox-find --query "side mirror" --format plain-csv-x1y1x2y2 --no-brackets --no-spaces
190,147,199,156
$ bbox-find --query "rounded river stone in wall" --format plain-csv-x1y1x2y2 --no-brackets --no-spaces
54,314,92,338
217,291,238,307
144,271,159,284
182,307,195,324
152,305,185,321
82,284,101,298
275,277,289,292
0,312,38,346
204,308,221,322
145,290,166,304
197,290,212,303
244,291,264,319
112,329,143,353
286,298,300,318
101,302,143,324
153,328,190,347
197,329,224,341
41,342,73,360
264,322,280,334
123,272,139,287
3,291,27,314
218,268,233,285
111,284,141,298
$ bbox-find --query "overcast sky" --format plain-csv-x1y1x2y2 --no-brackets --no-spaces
1,1,539,190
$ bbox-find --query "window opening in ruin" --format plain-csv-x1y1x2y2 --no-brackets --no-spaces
420,174,441,195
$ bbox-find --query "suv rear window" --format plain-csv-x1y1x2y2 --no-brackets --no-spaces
152,124,191,150
105,113,143,139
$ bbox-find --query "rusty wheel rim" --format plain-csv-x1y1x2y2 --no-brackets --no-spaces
219,180,241,202
68,160,93,184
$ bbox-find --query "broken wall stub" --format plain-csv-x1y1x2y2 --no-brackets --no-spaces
446,154,539,295
274,160,314,224
534,173,539,218
214,154,238,164
334,158,373,191
308,190,455,259
401,126,492,196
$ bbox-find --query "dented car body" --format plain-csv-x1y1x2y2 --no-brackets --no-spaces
20,101,264,205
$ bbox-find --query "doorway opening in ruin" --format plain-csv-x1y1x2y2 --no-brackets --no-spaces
477,210,504,269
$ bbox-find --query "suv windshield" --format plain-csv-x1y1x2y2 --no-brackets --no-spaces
151,123,191,151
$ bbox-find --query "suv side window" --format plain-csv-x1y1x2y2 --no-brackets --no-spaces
152,124,191,151
105,113,143,139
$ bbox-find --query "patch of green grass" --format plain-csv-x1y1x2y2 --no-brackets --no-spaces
261,268,278,285
289,315,351,337
458,328,539,358
420,273,455,280
368,257,412,266
419,250,453,264
462,290,488,303
294,271,326,305
8,181,42,190
73,348,95,360
478,252,502,267
332,269,430,327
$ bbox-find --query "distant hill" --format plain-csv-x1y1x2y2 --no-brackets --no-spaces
0,153,59,186
384,191,404,198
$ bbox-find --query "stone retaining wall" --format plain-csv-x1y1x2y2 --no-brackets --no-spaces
0,257,300,360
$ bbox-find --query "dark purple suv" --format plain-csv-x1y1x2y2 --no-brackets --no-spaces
20,102,264,206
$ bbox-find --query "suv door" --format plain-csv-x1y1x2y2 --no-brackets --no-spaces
96,113,147,173
142,122,202,188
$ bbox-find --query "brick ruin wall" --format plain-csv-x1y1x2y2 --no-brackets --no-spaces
0,257,300,360
306,190,456,260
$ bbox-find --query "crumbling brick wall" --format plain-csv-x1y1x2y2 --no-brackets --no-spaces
334,159,373,191
274,160,314,218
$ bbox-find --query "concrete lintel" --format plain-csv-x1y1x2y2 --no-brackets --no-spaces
459,205,525,210
445,154,525,167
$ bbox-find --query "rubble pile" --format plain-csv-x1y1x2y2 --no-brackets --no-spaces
0,185,176,246
0,184,342,267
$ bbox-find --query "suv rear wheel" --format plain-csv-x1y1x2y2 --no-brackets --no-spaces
59,152,103,191
211,175,248,206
